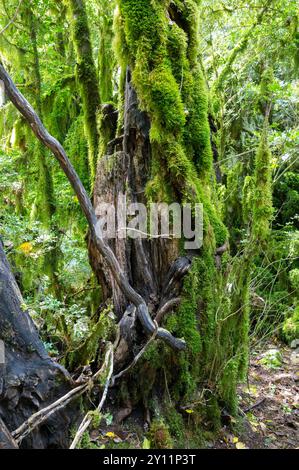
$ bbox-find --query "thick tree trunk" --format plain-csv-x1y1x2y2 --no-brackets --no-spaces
90,70,183,319
0,417,18,449
0,240,74,448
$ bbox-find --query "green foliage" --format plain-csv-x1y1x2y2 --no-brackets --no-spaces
282,306,299,343
66,306,115,369
259,348,283,369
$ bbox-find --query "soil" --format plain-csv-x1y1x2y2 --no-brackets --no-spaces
212,342,299,449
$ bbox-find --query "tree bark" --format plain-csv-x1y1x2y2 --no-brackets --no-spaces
90,70,185,318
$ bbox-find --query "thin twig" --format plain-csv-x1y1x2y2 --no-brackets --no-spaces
0,0,23,36
69,345,114,449
243,397,266,413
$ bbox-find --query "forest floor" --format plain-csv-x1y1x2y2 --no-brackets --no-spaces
212,341,299,449
91,341,298,450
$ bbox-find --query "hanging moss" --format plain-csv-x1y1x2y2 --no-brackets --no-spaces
99,0,115,103
66,0,100,183
251,128,273,245
115,0,226,243
64,113,90,191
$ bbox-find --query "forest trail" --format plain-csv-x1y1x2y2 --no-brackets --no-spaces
213,342,299,449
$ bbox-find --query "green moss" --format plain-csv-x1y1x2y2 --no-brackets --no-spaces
252,129,273,245
64,113,90,191
66,306,115,369
117,0,213,186
148,419,173,449
164,406,185,444
99,0,115,103
66,0,100,183
114,0,245,434
78,431,98,449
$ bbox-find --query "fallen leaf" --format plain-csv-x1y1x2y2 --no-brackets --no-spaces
105,431,118,439
236,442,247,449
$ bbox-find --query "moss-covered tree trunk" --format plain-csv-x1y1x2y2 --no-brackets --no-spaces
89,0,252,438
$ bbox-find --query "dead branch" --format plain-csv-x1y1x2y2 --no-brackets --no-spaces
243,397,266,413
0,62,185,352
155,298,181,324
12,344,115,445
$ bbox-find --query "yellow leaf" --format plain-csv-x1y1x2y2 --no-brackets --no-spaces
232,436,239,443
18,242,33,255
236,442,247,449
143,438,151,449
105,432,117,439
248,385,258,397
185,409,194,414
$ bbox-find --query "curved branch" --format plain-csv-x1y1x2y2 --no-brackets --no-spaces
0,62,185,351
155,298,181,324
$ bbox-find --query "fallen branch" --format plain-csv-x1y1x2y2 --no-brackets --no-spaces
12,346,114,445
0,62,185,352
243,397,266,413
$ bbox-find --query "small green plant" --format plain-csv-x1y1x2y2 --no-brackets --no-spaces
147,420,173,449
259,349,282,369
